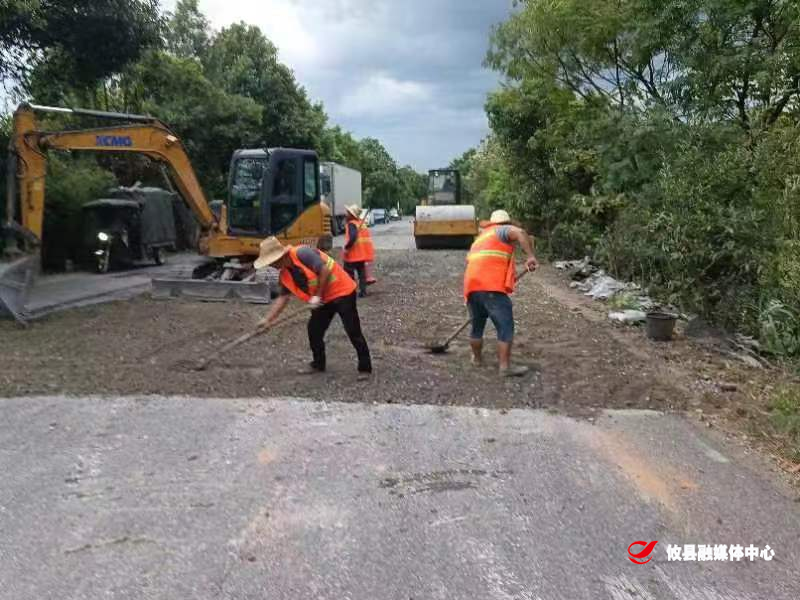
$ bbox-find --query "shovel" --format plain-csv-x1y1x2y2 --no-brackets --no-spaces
192,305,310,371
426,267,532,355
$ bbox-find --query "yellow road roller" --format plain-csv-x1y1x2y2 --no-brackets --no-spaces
413,169,478,249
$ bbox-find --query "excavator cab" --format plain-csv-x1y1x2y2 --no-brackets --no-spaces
226,149,322,239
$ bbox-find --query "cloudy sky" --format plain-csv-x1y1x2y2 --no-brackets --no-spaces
162,0,513,170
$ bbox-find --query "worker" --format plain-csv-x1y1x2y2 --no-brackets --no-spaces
255,237,372,380
342,205,375,298
463,210,538,377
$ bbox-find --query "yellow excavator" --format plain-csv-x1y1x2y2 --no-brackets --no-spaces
413,169,478,249
0,103,332,323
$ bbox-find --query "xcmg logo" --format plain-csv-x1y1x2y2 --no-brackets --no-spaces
95,135,133,147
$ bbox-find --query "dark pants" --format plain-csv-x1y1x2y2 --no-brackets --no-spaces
308,292,372,373
344,261,368,296
467,291,515,343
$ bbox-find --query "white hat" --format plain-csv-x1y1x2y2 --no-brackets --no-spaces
490,209,512,224
345,204,362,219
253,236,289,270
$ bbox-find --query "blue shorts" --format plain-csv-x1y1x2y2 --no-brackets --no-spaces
467,291,514,343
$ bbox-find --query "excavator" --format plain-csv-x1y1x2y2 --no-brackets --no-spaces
413,168,478,249
0,103,332,323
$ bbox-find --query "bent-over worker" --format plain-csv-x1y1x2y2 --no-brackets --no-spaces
255,237,372,380
342,205,375,297
463,210,538,377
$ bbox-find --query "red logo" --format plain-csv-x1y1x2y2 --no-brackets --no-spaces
628,541,658,564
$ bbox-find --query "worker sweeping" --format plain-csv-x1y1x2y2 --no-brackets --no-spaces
342,205,375,297
463,210,538,377
255,237,372,380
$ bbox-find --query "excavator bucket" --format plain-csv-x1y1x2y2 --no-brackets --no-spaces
0,253,38,324
150,278,271,304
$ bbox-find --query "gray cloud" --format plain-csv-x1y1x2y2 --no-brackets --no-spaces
163,0,512,169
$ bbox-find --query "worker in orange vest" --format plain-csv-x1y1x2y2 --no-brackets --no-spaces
463,210,538,377
256,237,372,380
342,205,375,297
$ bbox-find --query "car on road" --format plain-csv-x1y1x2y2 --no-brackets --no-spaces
389,208,400,220
372,208,387,224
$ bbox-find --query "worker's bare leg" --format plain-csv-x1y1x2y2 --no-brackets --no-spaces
470,340,483,367
497,341,512,371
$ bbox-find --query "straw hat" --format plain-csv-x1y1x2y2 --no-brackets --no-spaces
254,236,289,270
490,209,512,224
345,204,362,219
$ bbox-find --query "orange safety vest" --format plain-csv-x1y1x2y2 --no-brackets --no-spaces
343,218,375,263
280,246,357,303
463,224,516,299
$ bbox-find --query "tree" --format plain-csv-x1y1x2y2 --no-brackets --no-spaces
1,0,162,92
203,23,326,150
119,50,263,195
487,0,800,130
165,0,210,61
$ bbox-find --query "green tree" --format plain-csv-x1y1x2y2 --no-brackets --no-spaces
120,50,262,195
1,0,162,92
203,23,326,150
165,0,210,61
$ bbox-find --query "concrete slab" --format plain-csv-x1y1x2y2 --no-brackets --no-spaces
0,396,797,599
24,254,205,318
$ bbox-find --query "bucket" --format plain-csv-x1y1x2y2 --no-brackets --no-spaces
646,312,677,341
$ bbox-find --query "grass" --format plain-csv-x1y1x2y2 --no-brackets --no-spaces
768,384,800,462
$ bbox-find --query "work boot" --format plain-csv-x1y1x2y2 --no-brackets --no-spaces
356,371,372,382
500,365,529,377
297,363,324,375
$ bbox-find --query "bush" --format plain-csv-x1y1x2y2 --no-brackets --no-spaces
769,386,800,461
758,300,800,357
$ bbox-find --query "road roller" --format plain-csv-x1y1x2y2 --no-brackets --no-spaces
413,169,478,249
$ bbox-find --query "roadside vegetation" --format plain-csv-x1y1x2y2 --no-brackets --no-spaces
454,0,800,355
1,0,427,269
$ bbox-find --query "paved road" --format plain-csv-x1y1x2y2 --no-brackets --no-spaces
25,253,204,319
1,395,798,600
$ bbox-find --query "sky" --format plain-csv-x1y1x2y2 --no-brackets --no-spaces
162,0,513,170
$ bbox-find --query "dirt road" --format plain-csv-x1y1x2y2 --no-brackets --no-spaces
1,220,682,416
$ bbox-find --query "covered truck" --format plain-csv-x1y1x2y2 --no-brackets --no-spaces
320,162,362,235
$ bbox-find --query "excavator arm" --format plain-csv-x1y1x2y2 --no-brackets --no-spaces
1,103,225,323
10,103,217,244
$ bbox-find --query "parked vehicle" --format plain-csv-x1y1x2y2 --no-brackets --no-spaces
372,208,388,224
389,208,400,220
82,188,177,273
320,162,362,235
360,209,375,227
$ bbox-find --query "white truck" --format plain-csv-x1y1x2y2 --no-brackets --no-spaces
320,162,362,235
